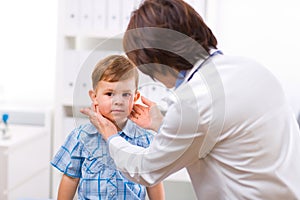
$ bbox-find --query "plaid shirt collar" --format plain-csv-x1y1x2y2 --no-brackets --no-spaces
82,119,136,139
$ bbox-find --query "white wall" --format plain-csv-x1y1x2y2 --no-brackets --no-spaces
206,0,300,116
0,0,57,106
0,0,299,114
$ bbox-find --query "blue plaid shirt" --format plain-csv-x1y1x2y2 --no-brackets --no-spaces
51,120,153,200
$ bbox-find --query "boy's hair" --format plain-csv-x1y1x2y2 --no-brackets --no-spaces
91,55,139,90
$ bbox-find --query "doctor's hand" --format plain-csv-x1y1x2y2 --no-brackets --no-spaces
129,96,164,132
80,105,118,141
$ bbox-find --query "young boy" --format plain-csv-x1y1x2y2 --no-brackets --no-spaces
51,55,164,200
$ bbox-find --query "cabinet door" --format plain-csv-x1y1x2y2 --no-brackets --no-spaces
0,147,9,200
2,128,50,200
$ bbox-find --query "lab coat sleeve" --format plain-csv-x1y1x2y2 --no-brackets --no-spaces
108,84,211,186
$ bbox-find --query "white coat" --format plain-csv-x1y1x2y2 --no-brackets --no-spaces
108,52,300,199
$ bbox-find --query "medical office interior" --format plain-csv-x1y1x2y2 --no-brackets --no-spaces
0,0,299,199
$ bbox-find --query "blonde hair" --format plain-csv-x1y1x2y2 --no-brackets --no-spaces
91,55,139,90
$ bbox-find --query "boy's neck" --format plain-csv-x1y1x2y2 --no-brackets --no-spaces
113,119,128,131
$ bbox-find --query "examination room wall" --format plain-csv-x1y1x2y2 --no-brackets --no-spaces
0,0,299,112
0,0,57,106
0,1,57,199
206,0,300,117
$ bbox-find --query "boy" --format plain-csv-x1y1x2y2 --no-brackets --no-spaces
51,55,164,200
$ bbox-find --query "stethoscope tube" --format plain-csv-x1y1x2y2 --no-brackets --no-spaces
187,50,223,82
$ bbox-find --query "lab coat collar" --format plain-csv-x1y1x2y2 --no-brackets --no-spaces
176,48,220,89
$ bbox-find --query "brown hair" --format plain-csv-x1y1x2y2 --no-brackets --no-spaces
123,0,218,77
91,55,138,90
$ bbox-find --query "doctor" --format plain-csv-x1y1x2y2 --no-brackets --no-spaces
81,0,300,199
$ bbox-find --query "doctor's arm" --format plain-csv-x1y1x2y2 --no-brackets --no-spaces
80,96,204,186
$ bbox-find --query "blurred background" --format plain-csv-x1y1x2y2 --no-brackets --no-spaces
0,0,299,199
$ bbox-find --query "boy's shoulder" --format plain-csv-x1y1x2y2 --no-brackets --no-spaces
77,123,108,157
79,123,99,135
77,123,104,142
66,123,99,139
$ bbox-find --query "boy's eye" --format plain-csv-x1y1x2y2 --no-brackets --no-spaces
123,93,132,97
105,92,113,96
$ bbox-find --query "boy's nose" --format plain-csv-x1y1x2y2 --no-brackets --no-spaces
112,95,124,104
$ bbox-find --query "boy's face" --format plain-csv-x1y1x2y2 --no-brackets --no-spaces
89,78,139,127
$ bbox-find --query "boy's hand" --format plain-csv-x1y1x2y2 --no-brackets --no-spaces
129,96,163,132
80,104,118,140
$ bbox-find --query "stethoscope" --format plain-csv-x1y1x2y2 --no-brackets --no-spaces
175,50,223,88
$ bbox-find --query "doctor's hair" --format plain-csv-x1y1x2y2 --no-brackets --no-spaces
123,0,218,77
91,55,139,90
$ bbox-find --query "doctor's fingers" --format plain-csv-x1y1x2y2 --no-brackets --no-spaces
130,108,140,119
80,107,107,130
91,103,97,112
80,107,94,117
140,96,156,107
80,107,100,122
132,104,149,115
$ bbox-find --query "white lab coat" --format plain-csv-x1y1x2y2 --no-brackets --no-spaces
109,53,300,199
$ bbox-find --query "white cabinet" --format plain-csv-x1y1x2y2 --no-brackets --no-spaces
0,107,52,200
0,126,50,200
54,0,206,199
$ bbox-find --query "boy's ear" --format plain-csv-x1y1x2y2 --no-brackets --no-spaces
134,90,141,102
89,90,98,106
